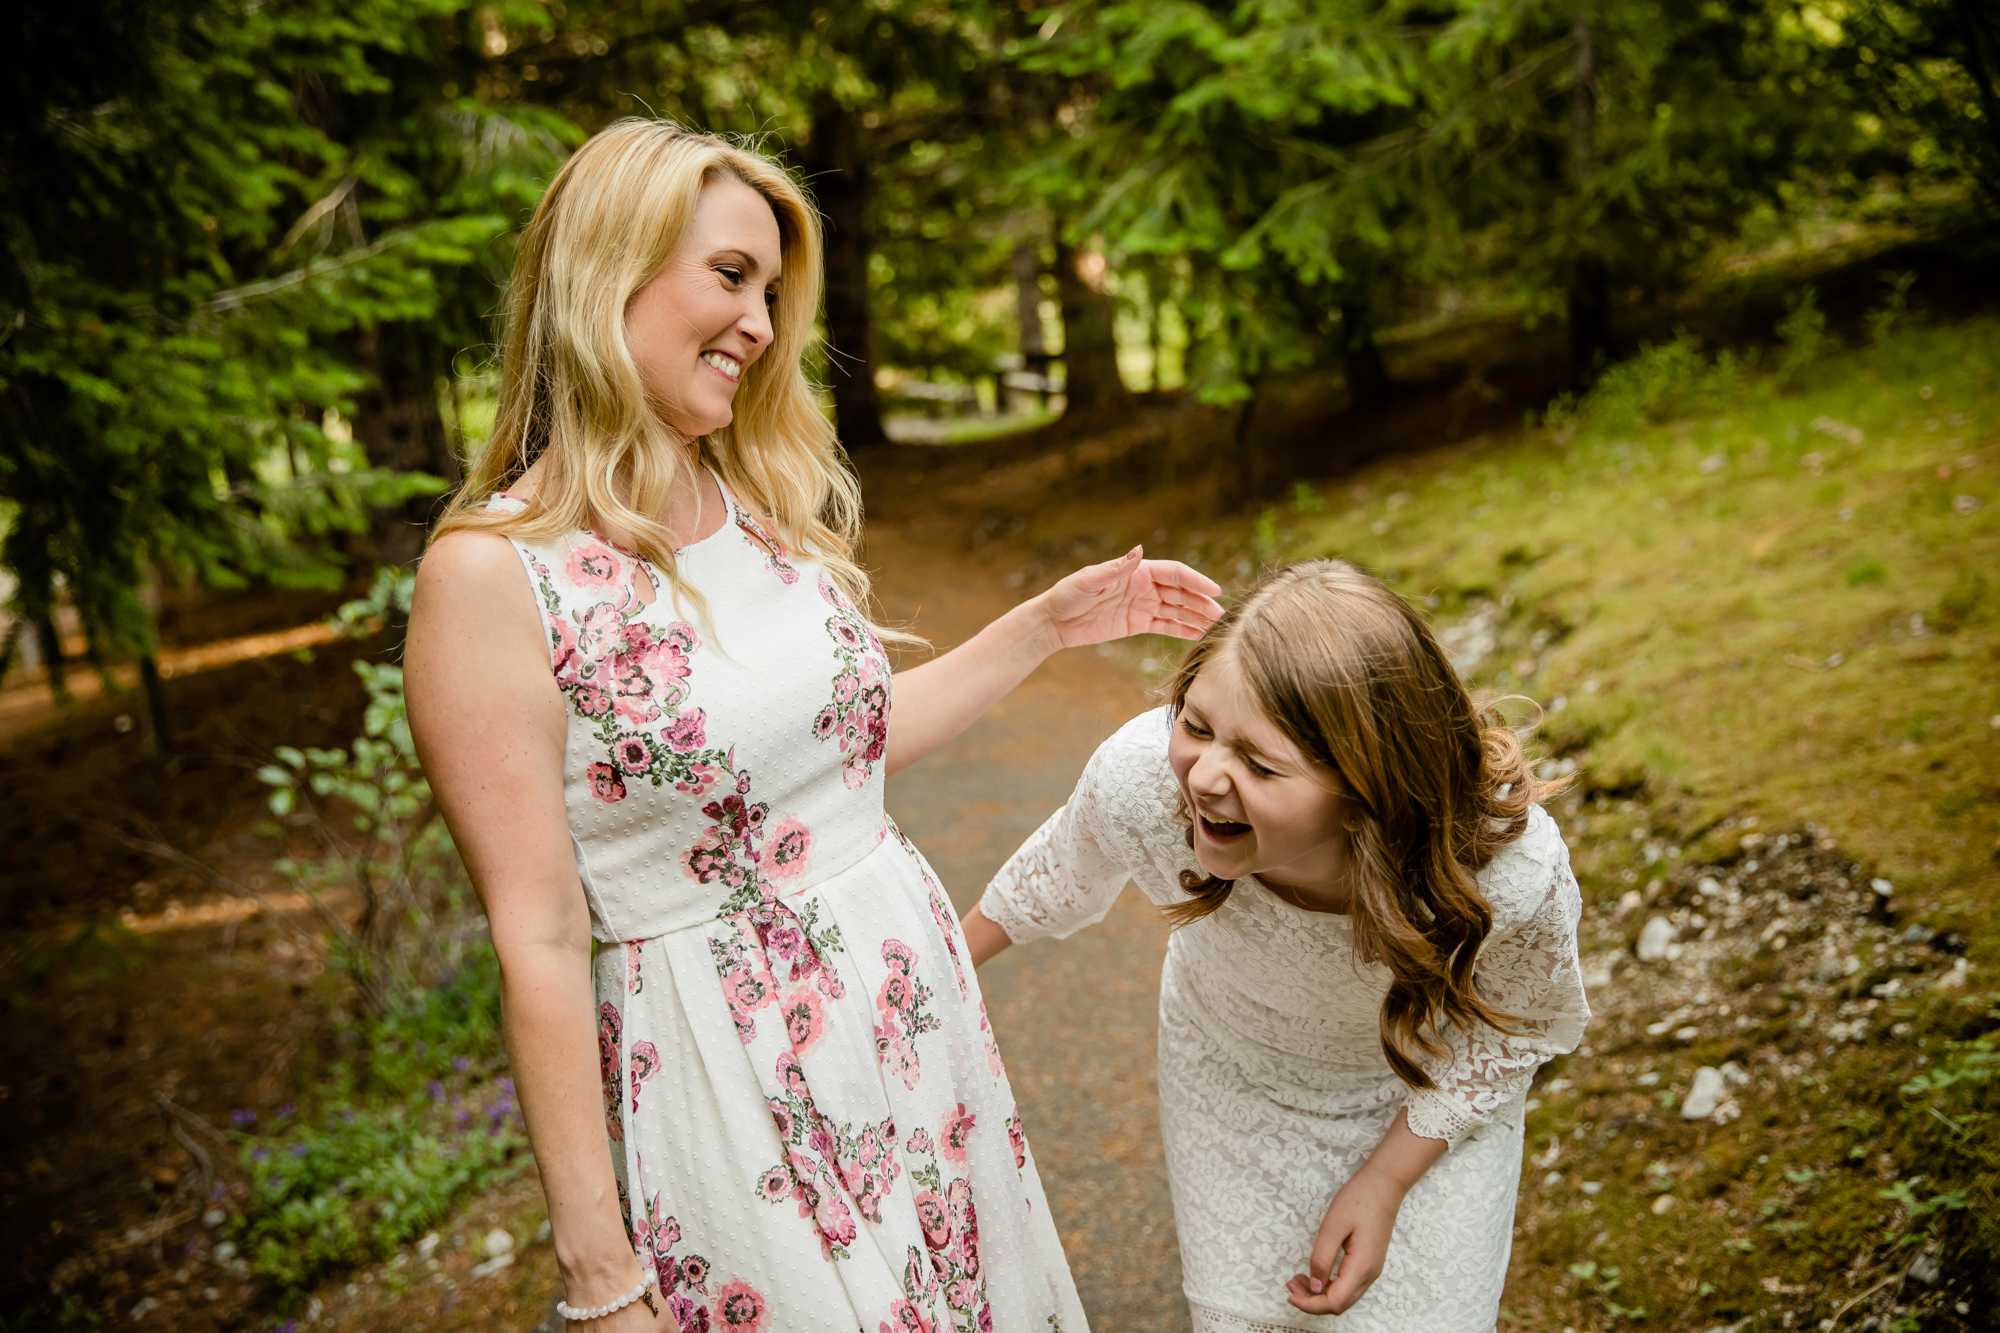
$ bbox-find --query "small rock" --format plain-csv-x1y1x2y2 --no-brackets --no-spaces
1580,1181,1603,1195
416,1232,441,1259
1617,889,1643,917
1682,1067,1728,1120
211,1242,237,1263
129,1297,159,1321
1697,876,1722,897
1871,877,1893,896
483,1228,515,1259
1636,916,1678,962
1937,958,1970,989
470,1252,514,1280
1719,1061,1750,1087
1675,1026,1700,1042
1901,924,1936,946
202,1208,226,1228
1582,954,1616,989
1543,1171,1563,1188
1651,1194,1677,1215
1908,1251,1942,1285
1637,1071,1661,1087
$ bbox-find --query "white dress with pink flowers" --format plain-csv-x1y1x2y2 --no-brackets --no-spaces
493,479,1086,1333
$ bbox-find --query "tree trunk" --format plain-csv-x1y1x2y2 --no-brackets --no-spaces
1566,11,1610,383
804,98,888,450
349,323,459,568
1012,240,1046,358
138,653,172,755
1054,234,1129,413
1337,288,1392,411
33,610,66,701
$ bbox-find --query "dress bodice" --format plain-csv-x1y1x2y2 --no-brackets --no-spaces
496,479,894,943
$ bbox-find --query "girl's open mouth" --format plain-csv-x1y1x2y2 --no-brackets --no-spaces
1199,814,1251,841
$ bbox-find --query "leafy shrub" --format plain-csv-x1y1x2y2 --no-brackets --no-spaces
1546,331,1744,437
257,569,474,1015
229,950,524,1298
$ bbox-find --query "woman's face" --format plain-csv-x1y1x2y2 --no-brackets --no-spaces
1167,648,1363,903
625,175,783,439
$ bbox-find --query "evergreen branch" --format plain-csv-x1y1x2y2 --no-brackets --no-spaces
203,229,418,312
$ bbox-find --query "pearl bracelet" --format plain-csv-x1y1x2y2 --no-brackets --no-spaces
556,1268,659,1323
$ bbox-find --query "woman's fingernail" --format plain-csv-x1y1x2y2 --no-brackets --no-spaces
1309,1278,1324,1294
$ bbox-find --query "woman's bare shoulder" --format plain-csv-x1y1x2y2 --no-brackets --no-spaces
410,530,543,647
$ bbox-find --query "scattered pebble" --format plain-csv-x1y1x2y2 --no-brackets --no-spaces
483,1227,514,1259
202,1208,225,1228
1650,1194,1677,1215
1636,916,1678,962
211,1242,237,1263
1954,495,1982,515
1682,1067,1729,1120
1580,1181,1603,1196
416,1232,440,1259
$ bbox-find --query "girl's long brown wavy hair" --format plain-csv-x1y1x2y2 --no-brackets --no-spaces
1163,560,1569,1089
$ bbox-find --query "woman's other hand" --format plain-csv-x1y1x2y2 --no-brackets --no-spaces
1282,1164,1407,1316
1038,547,1222,649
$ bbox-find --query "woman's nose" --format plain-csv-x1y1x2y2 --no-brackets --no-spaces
739,295,774,349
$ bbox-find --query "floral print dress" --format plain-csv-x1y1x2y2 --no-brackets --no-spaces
493,478,1085,1333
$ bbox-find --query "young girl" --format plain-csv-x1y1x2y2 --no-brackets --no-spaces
960,559,1590,1332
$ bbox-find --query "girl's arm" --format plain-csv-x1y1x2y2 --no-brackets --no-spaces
968,710,1175,962
885,547,1220,776
407,534,670,1333
1284,1110,1447,1315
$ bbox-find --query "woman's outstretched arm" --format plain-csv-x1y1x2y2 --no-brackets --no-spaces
885,547,1220,776
407,533,669,1332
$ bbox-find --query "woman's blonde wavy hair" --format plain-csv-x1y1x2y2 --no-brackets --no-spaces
1163,559,1570,1090
434,118,895,634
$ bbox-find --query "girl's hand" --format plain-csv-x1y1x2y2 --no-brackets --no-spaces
1036,547,1222,650
1284,1165,1408,1316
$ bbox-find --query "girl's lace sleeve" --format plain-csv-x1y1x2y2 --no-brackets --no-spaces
977,713,1164,945
1403,838,1590,1149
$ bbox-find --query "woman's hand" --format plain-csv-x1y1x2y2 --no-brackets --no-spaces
1283,1165,1407,1316
1036,547,1222,651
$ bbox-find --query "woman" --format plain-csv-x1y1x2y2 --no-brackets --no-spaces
406,119,1221,1333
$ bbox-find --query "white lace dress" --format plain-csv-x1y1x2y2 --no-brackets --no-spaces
493,479,1086,1333
977,709,1588,1333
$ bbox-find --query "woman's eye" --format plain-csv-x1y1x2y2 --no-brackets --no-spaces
764,288,780,308
1179,719,1209,739
717,266,743,284
1246,761,1276,779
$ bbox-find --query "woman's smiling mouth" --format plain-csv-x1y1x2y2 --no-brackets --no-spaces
700,349,742,382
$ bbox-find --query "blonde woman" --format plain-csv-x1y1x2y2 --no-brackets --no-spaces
964,561,1588,1331
405,120,1220,1333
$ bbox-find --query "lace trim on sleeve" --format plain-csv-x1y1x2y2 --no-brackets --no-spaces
1404,854,1590,1148
978,712,1167,944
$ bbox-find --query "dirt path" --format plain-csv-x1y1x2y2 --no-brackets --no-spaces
867,520,1190,1332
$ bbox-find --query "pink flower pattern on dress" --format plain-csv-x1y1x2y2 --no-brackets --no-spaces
814,575,891,789
874,940,940,1091
500,491,1073,1332
598,1002,624,1143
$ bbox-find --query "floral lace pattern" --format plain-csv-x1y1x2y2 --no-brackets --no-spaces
813,574,891,789
980,709,1588,1330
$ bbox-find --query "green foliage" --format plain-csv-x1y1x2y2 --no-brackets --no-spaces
1545,332,1744,437
1778,288,1829,385
257,571,470,1014
226,948,523,1299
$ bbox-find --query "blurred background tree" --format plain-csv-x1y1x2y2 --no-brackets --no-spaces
4,0,1993,718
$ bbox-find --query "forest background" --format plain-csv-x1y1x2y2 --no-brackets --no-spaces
2,0,1998,1330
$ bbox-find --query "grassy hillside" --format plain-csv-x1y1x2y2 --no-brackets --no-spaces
1205,316,1999,1329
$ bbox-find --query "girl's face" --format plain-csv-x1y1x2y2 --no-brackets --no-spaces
625,175,782,439
1168,649,1364,906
